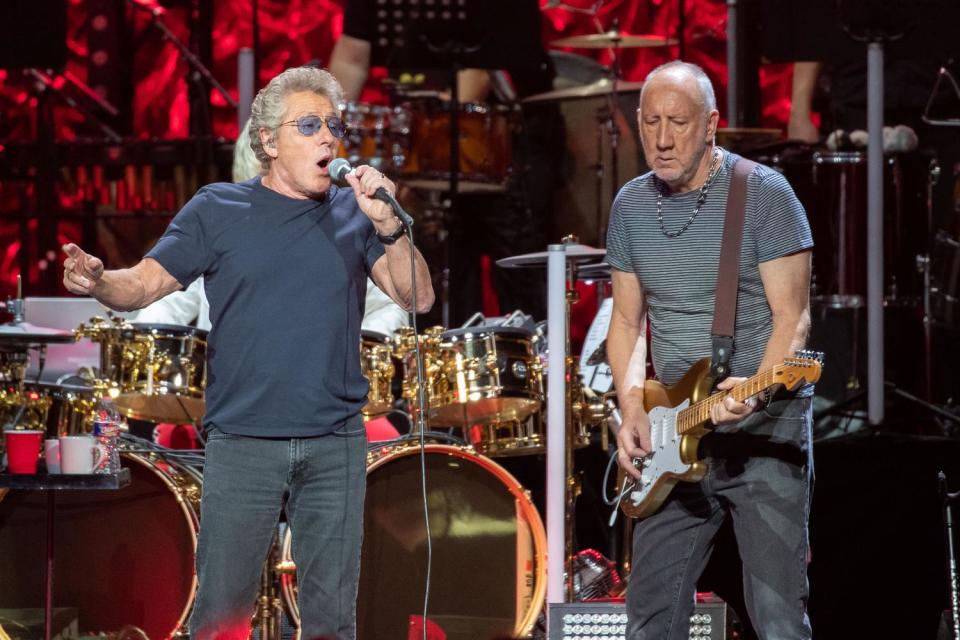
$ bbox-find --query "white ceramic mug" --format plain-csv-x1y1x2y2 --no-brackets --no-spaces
44,438,61,474
59,435,102,474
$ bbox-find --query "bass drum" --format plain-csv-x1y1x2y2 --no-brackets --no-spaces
0,451,200,639
280,443,546,639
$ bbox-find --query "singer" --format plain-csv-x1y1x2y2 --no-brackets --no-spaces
61,65,434,639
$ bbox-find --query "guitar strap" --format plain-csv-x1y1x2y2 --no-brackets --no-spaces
710,156,758,382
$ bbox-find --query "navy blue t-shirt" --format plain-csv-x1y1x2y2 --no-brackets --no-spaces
146,177,386,437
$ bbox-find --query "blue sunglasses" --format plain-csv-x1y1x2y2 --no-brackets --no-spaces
280,115,347,139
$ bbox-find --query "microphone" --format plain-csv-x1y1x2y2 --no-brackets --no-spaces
328,158,414,229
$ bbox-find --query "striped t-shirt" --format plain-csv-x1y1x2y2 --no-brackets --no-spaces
606,150,813,385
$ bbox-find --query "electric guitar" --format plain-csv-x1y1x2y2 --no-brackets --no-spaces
615,350,823,519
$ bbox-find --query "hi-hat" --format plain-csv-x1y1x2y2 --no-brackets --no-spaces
497,244,606,269
0,322,76,345
522,78,644,104
551,31,677,49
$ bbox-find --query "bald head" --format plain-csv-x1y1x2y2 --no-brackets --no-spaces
636,61,720,192
639,61,717,114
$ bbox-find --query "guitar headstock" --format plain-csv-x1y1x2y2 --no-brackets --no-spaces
772,350,825,389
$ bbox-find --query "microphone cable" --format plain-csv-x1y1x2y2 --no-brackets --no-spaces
389,194,434,640
330,159,434,634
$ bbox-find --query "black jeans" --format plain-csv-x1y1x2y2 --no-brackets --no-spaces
626,396,814,640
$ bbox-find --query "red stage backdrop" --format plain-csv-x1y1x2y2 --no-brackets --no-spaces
0,0,794,141
0,0,794,297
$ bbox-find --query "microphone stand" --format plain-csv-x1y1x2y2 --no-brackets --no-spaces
129,1,237,111
940,471,960,640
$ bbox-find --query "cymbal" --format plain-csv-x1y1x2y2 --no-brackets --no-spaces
0,322,76,345
522,78,644,104
497,244,606,269
551,31,678,49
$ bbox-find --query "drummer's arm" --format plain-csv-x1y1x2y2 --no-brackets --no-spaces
63,243,182,312
329,34,371,103
788,62,821,143
457,69,493,103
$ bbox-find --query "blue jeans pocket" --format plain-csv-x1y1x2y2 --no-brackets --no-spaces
204,427,239,442
761,395,812,422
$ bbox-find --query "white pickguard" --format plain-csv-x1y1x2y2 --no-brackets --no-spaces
625,399,692,509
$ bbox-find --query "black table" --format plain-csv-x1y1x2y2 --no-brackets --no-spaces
0,469,131,640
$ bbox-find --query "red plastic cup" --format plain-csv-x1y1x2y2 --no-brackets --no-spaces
4,430,44,474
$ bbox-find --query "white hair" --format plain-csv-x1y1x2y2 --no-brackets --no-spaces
232,116,261,182
247,66,345,172
640,60,717,113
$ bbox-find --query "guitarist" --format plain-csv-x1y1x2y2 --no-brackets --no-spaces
607,61,815,639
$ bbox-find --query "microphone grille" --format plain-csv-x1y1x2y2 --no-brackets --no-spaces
328,157,352,182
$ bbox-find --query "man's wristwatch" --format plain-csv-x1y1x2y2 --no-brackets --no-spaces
376,220,405,245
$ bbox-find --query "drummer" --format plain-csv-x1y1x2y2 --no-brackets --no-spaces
62,66,434,639
329,0,565,325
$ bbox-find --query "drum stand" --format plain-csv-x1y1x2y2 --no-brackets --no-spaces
253,531,285,640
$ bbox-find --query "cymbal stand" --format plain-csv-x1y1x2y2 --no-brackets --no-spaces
2,275,25,324
598,20,626,248
545,238,592,608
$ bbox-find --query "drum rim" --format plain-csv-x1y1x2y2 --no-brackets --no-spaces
122,450,200,637
280,443,547,636
129,322,208,337
360,329,392,342
441,325,534,339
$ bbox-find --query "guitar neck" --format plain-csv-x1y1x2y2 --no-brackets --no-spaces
676,369,777,434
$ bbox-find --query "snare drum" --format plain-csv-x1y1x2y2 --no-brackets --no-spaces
99,322,207,423
278,443,546,639
0,451,201,638
400,98,515,193
463,364,601,457
406,326,543,426
20,381,97,435
360,330,396,416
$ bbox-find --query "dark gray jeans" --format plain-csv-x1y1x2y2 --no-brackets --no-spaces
189,419,367,640
626,395,814,640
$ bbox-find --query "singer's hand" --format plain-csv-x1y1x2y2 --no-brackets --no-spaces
62,243,104,295
346,165,398,231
